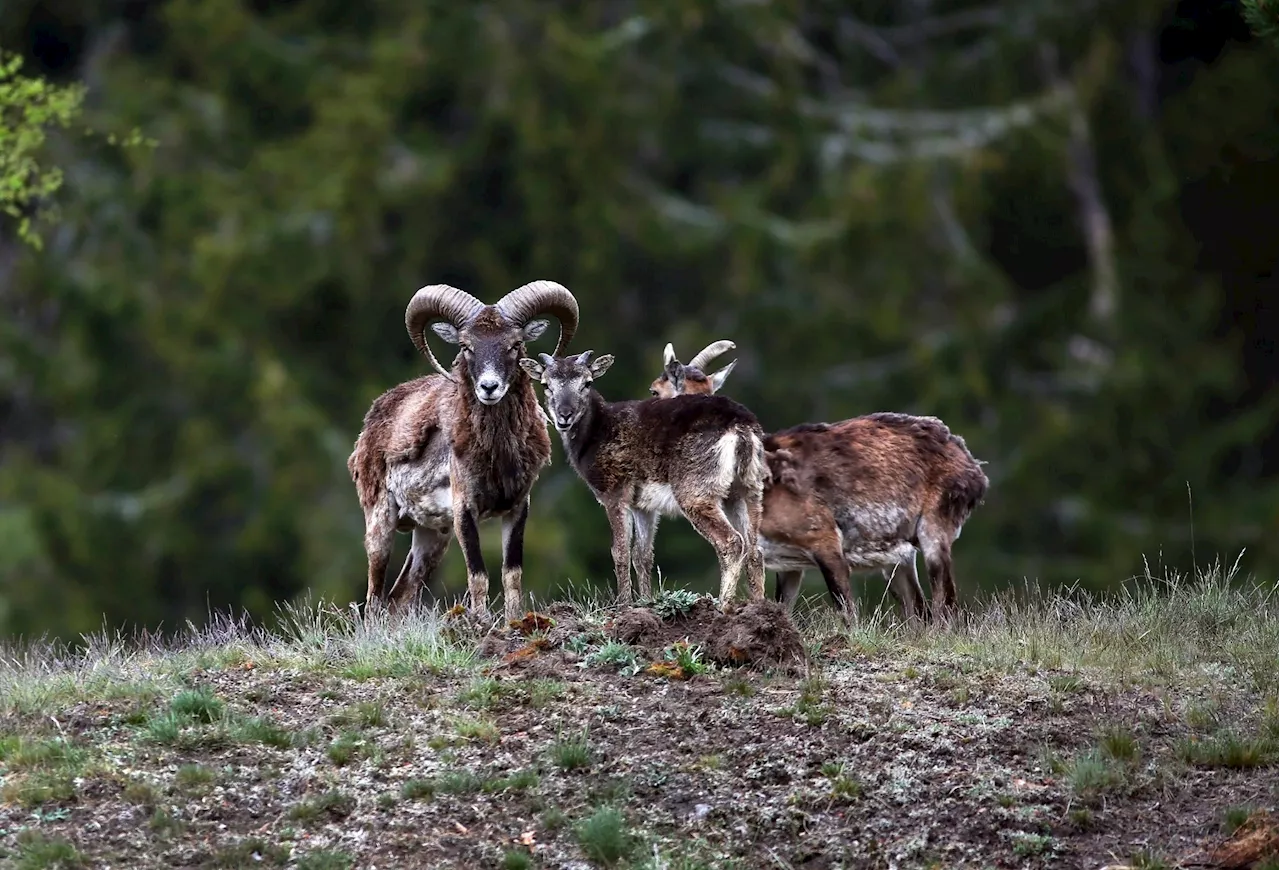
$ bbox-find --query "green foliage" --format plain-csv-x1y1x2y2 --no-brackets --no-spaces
0,52,84,249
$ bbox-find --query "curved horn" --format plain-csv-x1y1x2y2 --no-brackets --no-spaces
496,280,579,357
687,339,736,372
405,284,484,377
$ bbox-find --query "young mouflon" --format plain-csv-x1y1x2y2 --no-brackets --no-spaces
520,350,766,610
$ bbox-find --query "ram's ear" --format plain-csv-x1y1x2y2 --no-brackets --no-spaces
588,354,615,379
522,319,549,342
518,357,545,380
431,322,460,343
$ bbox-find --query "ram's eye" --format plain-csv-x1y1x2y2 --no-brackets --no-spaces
649,389,658,397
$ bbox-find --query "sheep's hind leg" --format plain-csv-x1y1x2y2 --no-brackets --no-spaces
628,508,658,601
882,554,926,627
387,526,451,614
724,496,765,601
604,504,634,607
681,499,747,611
362,498,397,612
775,571,804,609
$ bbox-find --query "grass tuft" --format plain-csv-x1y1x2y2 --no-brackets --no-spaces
576,805,636,868
295,851,355,870
549,729,592,771
288,789,356,822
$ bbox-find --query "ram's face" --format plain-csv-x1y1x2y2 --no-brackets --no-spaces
433,307,549,406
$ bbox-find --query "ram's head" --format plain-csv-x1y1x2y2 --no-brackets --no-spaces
405,280,579,405
648,340,737,398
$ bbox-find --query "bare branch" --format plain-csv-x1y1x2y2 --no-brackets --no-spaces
1039,43,1118,326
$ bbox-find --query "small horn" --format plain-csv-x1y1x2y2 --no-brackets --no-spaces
662,343,676,366
495,280,580,357
687,339,736,372
405,284,485,377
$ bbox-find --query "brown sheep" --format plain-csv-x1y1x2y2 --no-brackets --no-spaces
348,281,579,622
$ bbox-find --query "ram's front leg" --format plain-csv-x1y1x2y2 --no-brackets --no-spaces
454,501,490,620
603,503,633,606
500,495,531,624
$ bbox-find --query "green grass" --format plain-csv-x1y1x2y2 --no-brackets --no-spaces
1065,750,1127,804
11,829,84,870
169,686,225,723
288,789,356,822
1096,723,1140,762
797,557,1277,691
326,731,366,766
1178,728,1277,769
576,806,637,868
452,714,500,744
231,714,296,748
207,837,289,867
174,763,216,790
501,850,534,870
295,851,355,870
0,736,91,807
549,729,592,770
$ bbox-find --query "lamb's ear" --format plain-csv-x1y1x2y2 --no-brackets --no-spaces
588,354,615,378
518,357,545,380
663,357,684,390
431,322,460,343
707,359,737,393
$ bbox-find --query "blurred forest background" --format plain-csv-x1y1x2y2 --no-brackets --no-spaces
0,0,1275,641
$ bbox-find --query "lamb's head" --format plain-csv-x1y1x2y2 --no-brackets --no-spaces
406,280,579,406
648,340,737,398
520,350,614,432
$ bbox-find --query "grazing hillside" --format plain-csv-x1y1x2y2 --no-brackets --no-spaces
0,564,1275,870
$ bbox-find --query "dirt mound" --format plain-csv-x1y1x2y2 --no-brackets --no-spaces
606,597,806,671
610,608,664,644
705,599,807,668
1183,809,1279,869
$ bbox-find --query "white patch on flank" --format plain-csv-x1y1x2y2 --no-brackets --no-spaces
387,457,453,530
636,483,682,516
713,432,739,490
